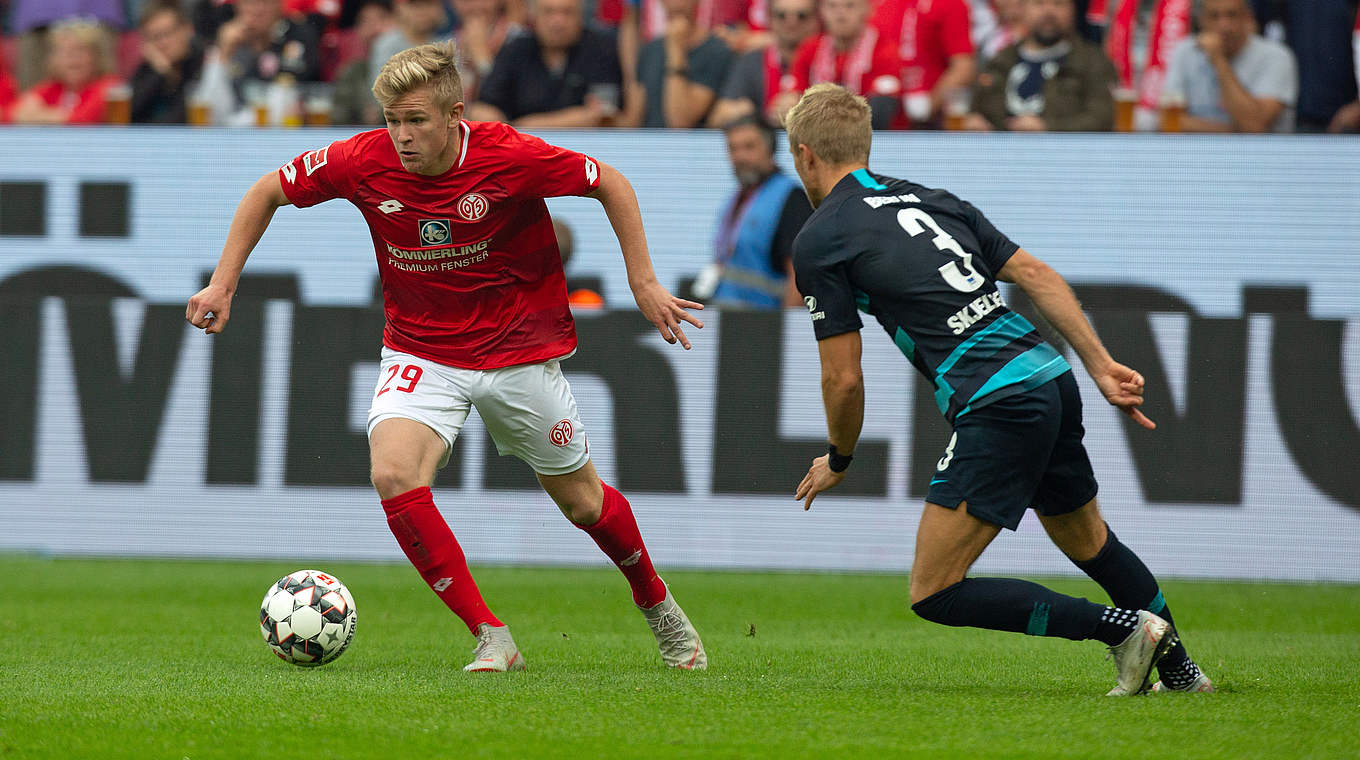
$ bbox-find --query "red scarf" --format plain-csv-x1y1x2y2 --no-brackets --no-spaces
1106,0,1137,86
1138,0,1191,110
810,27,878,93
764,45,792,109
1105,0,1190,104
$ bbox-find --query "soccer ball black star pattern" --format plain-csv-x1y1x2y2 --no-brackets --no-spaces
258,569,357,667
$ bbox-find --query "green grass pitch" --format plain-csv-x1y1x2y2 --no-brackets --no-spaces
1,556,1356,759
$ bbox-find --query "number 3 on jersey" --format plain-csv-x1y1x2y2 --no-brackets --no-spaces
895,208,985,293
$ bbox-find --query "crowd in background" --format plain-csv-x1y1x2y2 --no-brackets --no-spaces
0,0,1355,131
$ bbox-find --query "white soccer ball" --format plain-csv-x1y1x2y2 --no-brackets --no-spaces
259,569,357,667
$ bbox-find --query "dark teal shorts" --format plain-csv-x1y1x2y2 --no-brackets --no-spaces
925,371,1099,530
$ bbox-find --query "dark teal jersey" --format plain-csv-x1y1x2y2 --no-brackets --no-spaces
792,169,1071,423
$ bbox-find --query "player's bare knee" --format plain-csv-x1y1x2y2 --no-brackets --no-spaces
370,461,425,500
562,500,602,526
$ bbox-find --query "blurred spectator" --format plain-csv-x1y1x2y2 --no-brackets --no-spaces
215,0,323,82
1162,0,1297,132
331,0,394,125
976,0,1027,61
370,0,447,73
709,0,820,126
10,19,124,124
624,0,736,127
770,0,903,128
193,0,324,124
130,3,205,123
966,0,1115,131
10,1,124,89
1249,0,1357,132
466,0,622,126
696,116,811,309
449,0,525,99
872,0,974,127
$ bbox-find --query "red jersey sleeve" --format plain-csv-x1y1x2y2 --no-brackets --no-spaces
494,127,602,201
937,0,974,58
278,136,355,208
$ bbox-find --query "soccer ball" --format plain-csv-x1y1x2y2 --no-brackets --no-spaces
259,569,357,667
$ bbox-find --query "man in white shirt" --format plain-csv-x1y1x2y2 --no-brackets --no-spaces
1162,0,1297,132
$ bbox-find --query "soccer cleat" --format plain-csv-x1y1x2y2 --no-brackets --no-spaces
1151,673,1215,693
463,623,525,672
1104,610,1174,696
639,586,707,670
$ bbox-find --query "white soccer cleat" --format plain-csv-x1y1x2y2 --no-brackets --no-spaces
639,586,707,670
1151,673,1215,693
1105,610,1174,696
463,623,525,672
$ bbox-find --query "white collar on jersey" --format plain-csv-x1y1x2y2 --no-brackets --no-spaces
456,120,470,169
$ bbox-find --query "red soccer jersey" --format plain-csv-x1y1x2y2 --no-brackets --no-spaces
278,121,601,370
871,0,972,93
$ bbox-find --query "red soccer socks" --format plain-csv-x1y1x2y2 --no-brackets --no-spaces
578,482,668,608
381,487,502,634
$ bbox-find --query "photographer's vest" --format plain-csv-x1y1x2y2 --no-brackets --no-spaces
712,172,796,309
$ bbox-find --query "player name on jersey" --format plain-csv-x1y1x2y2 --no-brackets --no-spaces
947,290,1006,335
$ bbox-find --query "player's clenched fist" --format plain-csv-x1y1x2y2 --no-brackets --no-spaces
186,284,233,334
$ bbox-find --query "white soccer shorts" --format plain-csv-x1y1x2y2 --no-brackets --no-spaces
366,347,589,476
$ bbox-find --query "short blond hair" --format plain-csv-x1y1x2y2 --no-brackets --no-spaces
784,83,872,166
372,41,464,111
48,18,115,78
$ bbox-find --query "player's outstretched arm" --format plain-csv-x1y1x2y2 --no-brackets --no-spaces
185,172,292,335
998,248,1155,430
588,160,704,349
796,331,864,510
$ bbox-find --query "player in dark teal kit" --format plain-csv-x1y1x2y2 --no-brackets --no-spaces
785,84,1212,695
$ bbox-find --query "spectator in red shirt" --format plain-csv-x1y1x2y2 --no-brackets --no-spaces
709,0,821,126
10,18,123,124
770,0,903,127
872,0,975,127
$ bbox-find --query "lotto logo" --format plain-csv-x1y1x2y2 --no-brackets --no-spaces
432,578,453,592
457,192,488,221
584,157,599,185
549,419,573,447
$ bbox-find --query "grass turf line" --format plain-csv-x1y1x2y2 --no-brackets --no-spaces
0,557,1356,759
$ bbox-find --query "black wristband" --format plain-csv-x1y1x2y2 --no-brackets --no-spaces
828,444,853,473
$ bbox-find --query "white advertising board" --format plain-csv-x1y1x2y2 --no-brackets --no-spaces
1,128,1357,581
